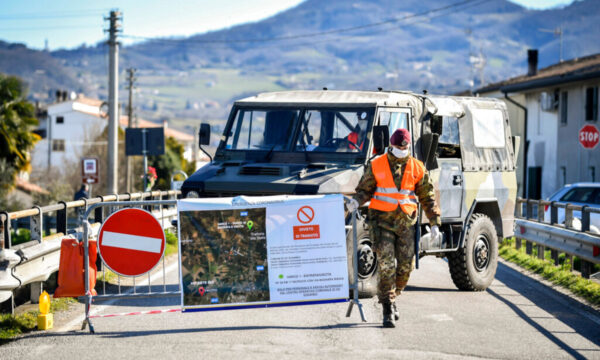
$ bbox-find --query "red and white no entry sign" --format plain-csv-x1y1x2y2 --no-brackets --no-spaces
297,206,315,224
98,208,166,277
579,124,599,149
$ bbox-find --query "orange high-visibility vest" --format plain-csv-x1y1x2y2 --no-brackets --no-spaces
368,154,425,215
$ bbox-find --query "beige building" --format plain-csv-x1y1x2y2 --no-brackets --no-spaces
476,51,600,199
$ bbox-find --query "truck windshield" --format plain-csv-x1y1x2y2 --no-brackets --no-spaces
225,109,300,150
224,107,373,153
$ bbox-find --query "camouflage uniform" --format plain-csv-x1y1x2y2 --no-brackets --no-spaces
353,151,441,304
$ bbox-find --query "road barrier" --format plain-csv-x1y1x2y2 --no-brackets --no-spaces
0,190,179,313
515,198,600,278
79,196,366,333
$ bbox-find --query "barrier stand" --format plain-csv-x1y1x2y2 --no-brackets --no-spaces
345,205,367,322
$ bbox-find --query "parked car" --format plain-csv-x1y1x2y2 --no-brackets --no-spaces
544,182,600,233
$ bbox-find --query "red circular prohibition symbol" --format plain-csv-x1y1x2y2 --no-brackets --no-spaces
297,206,315,224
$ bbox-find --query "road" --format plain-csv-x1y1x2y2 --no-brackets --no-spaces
2,257,599,359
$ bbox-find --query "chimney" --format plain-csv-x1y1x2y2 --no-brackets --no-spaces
55,90,62,103
527,49,538,76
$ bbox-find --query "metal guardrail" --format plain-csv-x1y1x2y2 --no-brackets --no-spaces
515,198,600,279
0,190,180,312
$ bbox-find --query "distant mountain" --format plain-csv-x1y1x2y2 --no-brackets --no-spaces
0,41,82,99
1,0,599,127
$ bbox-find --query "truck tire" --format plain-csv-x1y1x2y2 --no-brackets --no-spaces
347,216,378,298
447,213,498,291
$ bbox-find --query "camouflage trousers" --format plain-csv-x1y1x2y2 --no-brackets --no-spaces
371,224,415,304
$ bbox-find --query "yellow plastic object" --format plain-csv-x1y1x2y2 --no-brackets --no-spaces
37,313,53,330
39,291,50,314
37,291,53,330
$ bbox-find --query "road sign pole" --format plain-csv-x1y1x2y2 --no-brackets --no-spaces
143,128,148,191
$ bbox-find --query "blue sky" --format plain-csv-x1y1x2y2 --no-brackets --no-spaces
0,0,576,50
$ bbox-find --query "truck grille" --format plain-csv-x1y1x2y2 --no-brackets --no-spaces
239,166,282,176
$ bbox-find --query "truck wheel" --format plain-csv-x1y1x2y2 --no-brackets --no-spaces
347,216,378,298
448,213,498,291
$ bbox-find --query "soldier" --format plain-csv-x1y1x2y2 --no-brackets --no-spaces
347,128,441,328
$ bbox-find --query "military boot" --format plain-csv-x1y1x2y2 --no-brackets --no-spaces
392,302,399,321
382,303,395,328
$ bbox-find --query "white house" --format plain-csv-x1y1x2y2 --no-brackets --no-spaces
476,51,600,199
33,95,195,171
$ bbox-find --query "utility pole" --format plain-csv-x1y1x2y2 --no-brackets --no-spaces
105,10,121,195
125,68,137,192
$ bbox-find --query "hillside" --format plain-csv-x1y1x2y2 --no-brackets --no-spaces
1,0,599,133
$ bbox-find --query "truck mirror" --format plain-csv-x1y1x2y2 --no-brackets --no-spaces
372,126,389,154
199,123,211,146
421,133,439,170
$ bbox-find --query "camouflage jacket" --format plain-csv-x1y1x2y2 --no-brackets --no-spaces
353,152,441,231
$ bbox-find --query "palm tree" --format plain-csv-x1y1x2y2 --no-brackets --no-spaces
0,74,39,190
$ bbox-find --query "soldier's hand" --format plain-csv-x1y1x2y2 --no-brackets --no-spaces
430,225,440,240
346,198,359,213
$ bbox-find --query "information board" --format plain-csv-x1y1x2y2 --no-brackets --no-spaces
177,194,348,311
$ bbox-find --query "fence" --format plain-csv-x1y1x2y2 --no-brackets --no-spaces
0,190,180,313
514,197,600,278
78,196,365,333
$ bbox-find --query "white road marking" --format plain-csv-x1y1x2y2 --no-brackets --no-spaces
426,314,454,322
102,231,163,253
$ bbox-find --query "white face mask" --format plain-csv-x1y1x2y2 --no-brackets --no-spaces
390,147,409,158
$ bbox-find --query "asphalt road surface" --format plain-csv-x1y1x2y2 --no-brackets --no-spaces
3,257,599,359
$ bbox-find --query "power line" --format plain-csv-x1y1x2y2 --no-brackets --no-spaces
0,9,107,19
0,25,101,32
121,0,484,45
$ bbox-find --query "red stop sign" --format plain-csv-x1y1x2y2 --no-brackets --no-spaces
579,125,599,149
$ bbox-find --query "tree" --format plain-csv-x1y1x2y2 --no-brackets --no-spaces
148,136,191,190
0,74,40,184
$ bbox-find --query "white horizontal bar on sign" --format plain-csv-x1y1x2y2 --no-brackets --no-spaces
102,231,162,254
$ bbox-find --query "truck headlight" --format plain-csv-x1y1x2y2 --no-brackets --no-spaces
186,191,200,198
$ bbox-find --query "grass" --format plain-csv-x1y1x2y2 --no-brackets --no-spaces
0,297,76,344
499,238,600,306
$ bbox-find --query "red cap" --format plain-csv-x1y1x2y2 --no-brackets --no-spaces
390,128,411,146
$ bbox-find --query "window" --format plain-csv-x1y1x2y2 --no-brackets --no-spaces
560,91,568,125
471,109,505,148
56,116,64,124
225,109,299,150
585,86,598,121
438,116,461,158
591,166,596,182
296,110,370,153
378,111,409,153
52,139,65,152
379,111,409,133
559,187,600,205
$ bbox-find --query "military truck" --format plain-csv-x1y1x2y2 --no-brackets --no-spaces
181,90,518,297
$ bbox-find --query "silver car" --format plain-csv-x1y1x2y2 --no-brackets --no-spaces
544,182,600,233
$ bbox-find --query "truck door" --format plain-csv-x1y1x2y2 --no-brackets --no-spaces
434,115,464,219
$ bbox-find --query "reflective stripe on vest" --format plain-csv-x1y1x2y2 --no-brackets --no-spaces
368,154,425,214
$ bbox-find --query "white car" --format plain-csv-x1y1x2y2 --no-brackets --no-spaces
543,183,600,233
